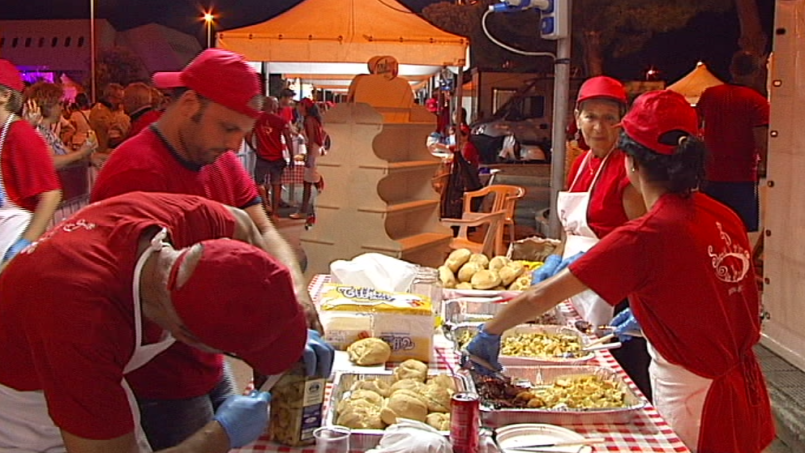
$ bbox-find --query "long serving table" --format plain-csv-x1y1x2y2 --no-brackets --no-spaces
234,276,691,453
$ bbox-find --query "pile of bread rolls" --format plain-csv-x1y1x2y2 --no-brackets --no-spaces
335,359,455,431
439,248,531,291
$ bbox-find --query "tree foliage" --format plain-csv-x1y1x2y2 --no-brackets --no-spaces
423,0,733,76
89,46,148,91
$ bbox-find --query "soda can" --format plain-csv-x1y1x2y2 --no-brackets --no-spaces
450,392,480,453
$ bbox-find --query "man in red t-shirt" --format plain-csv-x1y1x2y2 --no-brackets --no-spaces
697,51,769,232
91,49,327,450
247,96,293,220
0,59,62,267
0,192,320,453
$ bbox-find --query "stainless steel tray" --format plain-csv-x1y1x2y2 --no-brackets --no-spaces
470,366,647,427
442,298,565,326
324,371,470,450
445,324,594,365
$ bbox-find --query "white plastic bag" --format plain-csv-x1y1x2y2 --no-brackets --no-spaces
365,419,452,453
329,253,418,293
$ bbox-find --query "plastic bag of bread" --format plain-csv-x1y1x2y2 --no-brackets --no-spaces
445,248,471,273
392,359,428,382
347,337,392,366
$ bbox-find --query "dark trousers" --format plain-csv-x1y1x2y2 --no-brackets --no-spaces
611,300,653,402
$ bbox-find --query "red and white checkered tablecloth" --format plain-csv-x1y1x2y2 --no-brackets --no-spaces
281,164,305,185
234,275,691,453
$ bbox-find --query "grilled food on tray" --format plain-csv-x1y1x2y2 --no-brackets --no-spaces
475,374,627,410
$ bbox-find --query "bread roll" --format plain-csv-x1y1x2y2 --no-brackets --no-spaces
389,378,425,395
471,269,501,290
336,389,384,413
426,373,457,393
445,248,472,273
337,399,385,429
456,282,473,290
468,253,489,269
422,383,452,412
498,265,519,286
488,256,510,272
393,359,428,382
508,275,531,291
457,262,483,283
347,337,392,366
438,265,458,289
380,390,428,424
350,378,391,397
507,261,525,278
426,412,451,431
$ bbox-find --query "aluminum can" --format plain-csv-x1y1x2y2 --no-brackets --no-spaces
450,392,480,453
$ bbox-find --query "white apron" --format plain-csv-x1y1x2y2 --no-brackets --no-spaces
556,151,614,327
646,341,713,452
0,229,175,453
0,115,32,261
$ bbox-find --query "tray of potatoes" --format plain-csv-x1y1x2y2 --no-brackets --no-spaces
325,359,471,450
439,249,543,296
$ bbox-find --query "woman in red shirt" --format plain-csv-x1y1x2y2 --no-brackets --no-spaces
468,90,774,453
290,98,326,220
556,76,649,397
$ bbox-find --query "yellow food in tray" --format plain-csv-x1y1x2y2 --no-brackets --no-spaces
514,375,627,409
500,332,583,358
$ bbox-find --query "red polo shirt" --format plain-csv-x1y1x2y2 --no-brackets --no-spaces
252,112,289,161
1,120,61,211
697,84,769,182
565,149,631,238
0,193,236,439
90,127,260,399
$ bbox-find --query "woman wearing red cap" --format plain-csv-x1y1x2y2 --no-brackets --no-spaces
537,76,650,397
468,90,774,453
290,98,326,219
0,59,62,268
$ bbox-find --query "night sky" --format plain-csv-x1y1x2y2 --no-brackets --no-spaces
0,0,776,83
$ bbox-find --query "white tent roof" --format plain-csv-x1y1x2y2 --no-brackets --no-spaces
667,62,725,105
216,0,468,75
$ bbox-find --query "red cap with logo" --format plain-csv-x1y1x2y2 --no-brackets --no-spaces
577,76,628,106
0,59,24,92
153,49,262,119
620,90,699,156
169,239,307,375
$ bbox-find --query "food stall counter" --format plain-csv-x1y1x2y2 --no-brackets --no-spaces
232,275,691,453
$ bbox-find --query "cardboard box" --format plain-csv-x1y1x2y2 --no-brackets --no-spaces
267,363,326,446
318,284,434,362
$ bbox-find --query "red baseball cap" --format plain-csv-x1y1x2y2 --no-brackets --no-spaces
577,76,627,106
169,239,308,375
0,59,24,92
300,98,315,109
153,49,262,119
620,90,699,156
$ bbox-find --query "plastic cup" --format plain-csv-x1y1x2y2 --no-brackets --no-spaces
313,425,351,453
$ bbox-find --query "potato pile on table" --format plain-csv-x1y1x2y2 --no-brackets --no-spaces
336,359,457,431
439,249,539,291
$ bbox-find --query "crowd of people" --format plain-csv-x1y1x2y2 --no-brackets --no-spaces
0,44,776,453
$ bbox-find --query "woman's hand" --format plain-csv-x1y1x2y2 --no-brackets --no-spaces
23,100,43,126
78,135,98,157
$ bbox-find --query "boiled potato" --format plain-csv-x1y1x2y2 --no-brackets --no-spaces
438,265,457,289
471,269,501,290
445,249,472,273
457,262,483,283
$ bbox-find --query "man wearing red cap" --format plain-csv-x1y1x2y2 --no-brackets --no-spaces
0,59,62,268
0,191,328,453
468,90,774,453
90,49,327,449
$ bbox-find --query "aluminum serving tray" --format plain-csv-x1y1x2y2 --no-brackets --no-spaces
442,297,565,327
324,371,471,450
445,324,594,366
472,366,647,427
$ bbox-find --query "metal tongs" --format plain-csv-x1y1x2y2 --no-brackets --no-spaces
459,349,508,381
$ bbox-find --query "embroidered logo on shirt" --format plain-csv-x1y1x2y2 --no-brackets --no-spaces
707,222,750,284
21,219,97,255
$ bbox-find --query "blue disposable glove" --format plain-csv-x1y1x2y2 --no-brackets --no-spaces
553,251,585,275
531,254,562,284
3,238,31,263
303,329,335,378
464,324,503,374
214,391,272,448
611,308,642,342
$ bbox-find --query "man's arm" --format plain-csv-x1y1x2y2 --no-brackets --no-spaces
754,125,769,178
242,204,323,333
21,189,61,242
61,421,230,453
